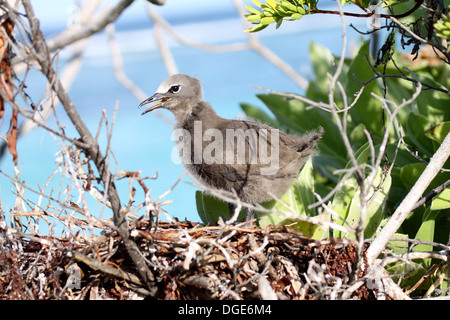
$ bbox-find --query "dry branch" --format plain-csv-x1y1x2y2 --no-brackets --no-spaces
19,0,157,294
1,219,378,300
31,0,134,56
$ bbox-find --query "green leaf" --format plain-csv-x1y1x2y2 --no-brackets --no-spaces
382,0,410,8
400,163,450,209
279,0,297,11
385,260,430,292
431,188,450,210
295,5,306,15
290,13,303,20
196,190,207,224
261,16,277,25
246,14,263,22
385,143,420,167
245,23,269,33
297,157,316,216
382,78,411,125
425,122,450,144
345,168,392,239
256,93,345,158
415,75,450,124
266,0,278,9
240,103,279,128
252,0,263,7
313,154,347,183
276,5,289,16
350,123,368,149
400,162,426,190
256,158,328,238
379,205,439,290
275,18,283,28
434,11,450,39
386,233,409,255
345,41,384,138
309,42,335,93
195,191,246,225
351,0,374,7
245,4,262,14
405,113,436,157
412,207,436,267
280,210,330,239
331,142,371,238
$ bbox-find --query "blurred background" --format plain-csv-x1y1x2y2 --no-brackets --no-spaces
1,0,370,227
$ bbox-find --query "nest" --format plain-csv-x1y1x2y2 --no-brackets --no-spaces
0,218,377,300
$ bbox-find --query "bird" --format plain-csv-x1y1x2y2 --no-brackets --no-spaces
139,74,322,222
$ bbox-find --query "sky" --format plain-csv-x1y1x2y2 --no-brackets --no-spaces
31,0,241,35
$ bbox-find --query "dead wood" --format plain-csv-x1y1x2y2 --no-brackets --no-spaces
0,218,377,300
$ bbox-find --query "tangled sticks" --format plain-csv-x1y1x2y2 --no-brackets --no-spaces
1,217,375,300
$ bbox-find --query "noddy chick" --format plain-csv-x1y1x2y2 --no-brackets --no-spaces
139,74,322,221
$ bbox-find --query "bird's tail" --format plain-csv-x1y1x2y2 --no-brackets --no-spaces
297,127,324,153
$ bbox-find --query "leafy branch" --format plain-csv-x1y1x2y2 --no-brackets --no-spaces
435,10,450,40
244,0,425,32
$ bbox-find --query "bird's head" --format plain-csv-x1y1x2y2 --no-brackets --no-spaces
139,74,203,120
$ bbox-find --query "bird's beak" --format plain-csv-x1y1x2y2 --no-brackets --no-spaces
138,93,172,115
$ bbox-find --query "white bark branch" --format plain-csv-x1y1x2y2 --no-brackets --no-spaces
366,132,450,265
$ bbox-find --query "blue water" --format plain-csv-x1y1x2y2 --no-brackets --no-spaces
0,1,371,234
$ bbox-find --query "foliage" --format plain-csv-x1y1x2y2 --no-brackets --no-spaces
196,191,246,224
244,0,450,69
244,0,450,35
244,0,317,33
435,10,450,40
197,41,449,235
244,0,395,33
185,0,450,298
237,41,450,295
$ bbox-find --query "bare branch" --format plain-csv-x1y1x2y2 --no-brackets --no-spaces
40,0,134,54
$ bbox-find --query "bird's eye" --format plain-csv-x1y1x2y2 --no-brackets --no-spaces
169,85,180,93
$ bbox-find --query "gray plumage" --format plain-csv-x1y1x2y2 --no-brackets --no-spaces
139,74,322,218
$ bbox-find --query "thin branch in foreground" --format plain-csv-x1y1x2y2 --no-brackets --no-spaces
410,179,450,212
355,55,450,95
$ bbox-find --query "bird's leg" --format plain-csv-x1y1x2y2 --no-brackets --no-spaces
244,206,255,222
228,202,244,224
228,202,235,220
228,203,254,223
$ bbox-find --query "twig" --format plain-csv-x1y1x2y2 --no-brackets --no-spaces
68,250,145,288
105,23,148,100
309,0,424,20
410,179,450,212
18,0,101,137
356,55,450,95
144,4,179,75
